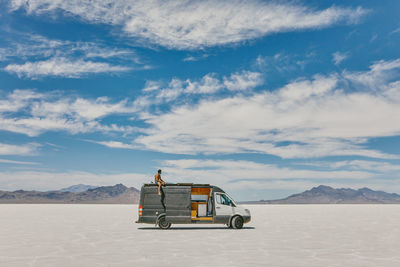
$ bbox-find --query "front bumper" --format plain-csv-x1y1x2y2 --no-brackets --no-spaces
243,215,251,223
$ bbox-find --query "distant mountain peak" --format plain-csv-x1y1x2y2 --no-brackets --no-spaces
0,183,140,204
87,184,129,196
243,185,400,204
310,185,335,192
60,184,97,193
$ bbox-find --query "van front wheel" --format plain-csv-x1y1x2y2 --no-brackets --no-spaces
232,216,244,229
158,216,171,229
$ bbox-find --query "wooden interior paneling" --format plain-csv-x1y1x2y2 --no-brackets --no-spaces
191,188,211,195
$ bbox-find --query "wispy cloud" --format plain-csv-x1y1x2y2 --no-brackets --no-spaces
0,90,138,136
223,71,263,91
163,159,374,183
0,33,138,61
390,26,400,35
332,51,349,66
255,52,316,73
0,33,142,78
3,59,400,160
0,158,39,165
135,70,263,109
86,140,137,150
132,59,400,159
160,159,400,197
142,81,162,92
9,0,368,50
4,57,131,78
344,58,400,89
183,54,209,62
0,143,40,156
322,160,400,172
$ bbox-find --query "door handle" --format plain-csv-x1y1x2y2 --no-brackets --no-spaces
216,207,220,209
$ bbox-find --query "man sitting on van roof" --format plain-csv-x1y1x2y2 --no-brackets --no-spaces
155,169,166,195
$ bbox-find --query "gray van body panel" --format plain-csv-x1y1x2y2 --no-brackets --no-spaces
164,185,191,223
138,185,165,224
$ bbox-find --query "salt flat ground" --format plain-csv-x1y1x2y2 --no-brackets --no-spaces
1,205,400,267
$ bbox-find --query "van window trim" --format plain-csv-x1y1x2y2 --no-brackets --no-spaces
214,192,236,207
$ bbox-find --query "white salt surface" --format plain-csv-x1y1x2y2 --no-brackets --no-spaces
1,205,400,267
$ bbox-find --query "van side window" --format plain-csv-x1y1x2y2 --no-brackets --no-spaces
216,194,222,204
216,193,231,206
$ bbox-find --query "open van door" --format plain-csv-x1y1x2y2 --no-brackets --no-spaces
214,192,234,224
164,186,192,223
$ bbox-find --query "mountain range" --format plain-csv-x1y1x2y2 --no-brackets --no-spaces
1,184,400,204
0,184,140,204
242,185,400,204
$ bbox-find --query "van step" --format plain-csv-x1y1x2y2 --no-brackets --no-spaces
191,217,213,221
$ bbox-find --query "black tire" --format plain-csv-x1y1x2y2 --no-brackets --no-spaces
158,216,171,230
232,216,244,229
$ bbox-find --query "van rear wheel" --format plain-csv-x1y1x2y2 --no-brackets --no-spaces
158,216,171,229
232,216,244,229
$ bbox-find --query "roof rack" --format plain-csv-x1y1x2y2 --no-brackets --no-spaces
143,183,211,187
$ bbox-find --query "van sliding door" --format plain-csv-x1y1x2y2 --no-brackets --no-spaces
164,186,191,223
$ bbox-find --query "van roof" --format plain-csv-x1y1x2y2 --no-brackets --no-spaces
142,183,225,193
143,183,211,187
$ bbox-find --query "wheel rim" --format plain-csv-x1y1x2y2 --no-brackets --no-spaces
159,217,170,228
234,217,243,229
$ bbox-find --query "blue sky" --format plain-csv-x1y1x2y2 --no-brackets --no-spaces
0,0,400,200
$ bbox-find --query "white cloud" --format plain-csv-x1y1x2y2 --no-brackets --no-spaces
325,160,400,172
3,59,400,160
332,51,348,66
344,59,400,89
0,33,143,78
0,90,138,136
0,158,39,165
136,71,263,109
9,0,367,50
0,89,43,112
185,74,223,94
133,60,400,159
162,159,374,183
88,140,137,150
0,143,39,156
2,33,138,61
159,159,400,199
223,71,263,91
4,57,130,78
183,54,209,62
390,26,400,35
142,81,162,92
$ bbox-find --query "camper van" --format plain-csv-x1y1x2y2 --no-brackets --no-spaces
136,183,251,229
